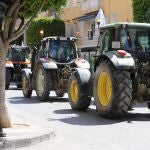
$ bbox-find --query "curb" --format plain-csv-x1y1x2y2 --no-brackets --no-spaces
0,131,55,149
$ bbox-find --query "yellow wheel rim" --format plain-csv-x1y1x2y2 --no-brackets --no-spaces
70,80,78,102
37,68,44,96
97,71,112,107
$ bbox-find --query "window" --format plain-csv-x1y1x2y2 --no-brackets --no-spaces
127,28,150,52
120,29,130,50
79,21,84,35
73,0,77,7
66,0,71,9
101,32,110,52
73,22,77,36
39,42,47,58
66,22,71,37
49,40,77,62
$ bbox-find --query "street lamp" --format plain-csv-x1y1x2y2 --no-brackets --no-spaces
96,19,101,29
40,30,44,39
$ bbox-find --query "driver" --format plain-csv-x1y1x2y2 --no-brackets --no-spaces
57,46,65,61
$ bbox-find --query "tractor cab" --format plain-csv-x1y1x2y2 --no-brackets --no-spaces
99,23,150,62
7,45,30,63
39,37,78,63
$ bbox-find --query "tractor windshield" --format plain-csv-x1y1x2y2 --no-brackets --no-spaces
7,47,30,62
122,28,150,52
49,40,77,62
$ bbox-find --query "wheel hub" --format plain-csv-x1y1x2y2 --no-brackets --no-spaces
97,71,112,107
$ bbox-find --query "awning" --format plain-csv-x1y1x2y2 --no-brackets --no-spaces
77,14,97,22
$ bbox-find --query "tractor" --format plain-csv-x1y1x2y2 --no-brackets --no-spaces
22,37,90,101
5,45,31,89
68,22,150,118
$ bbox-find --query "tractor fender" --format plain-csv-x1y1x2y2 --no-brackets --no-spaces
95,52,135,71
73,68,92,96
74,58,90,69
39,58,58,69
22,68,32,78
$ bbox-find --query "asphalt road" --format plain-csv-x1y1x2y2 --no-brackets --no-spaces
6,85,150,150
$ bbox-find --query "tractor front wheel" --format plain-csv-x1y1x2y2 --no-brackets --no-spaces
22,73,32,98
68,72,91,111
93,60,132,118
35,65,51,101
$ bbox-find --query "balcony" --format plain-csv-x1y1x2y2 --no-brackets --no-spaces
81,0,100,15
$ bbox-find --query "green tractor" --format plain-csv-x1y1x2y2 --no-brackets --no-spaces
68,22,150,118
22,37,90,101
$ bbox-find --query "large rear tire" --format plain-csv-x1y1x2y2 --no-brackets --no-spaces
22,73,32,98
5,68,11,90
93,60,132,118
35,64,51,101
68,72,91,111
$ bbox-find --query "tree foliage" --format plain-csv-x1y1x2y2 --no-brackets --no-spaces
26,18,65,44
0,0,66,43
132,0,150,22
21,0,66,18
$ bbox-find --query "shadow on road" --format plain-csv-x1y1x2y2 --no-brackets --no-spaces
8,96,42,104
48,97,68,103
8,96,68,104
46,107,150,126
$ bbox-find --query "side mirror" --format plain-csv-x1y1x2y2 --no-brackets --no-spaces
88,30,93,40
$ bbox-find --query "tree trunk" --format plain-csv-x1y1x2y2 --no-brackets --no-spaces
0,46,11,128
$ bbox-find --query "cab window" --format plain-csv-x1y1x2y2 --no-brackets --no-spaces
120,29,130,50
39,42,47,58
101,32,110,53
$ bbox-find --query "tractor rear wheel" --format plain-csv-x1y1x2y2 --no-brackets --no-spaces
68,72,91,111
93,60,132,118
22,73,32,98
35,64,51,101
5,68,11,90
147,103,150,109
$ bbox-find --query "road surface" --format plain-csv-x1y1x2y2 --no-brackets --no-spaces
6,85,150,150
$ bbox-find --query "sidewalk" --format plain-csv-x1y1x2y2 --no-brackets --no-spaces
0,105,55,150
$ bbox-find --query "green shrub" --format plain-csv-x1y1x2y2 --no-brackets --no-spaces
26,18,65,44
132,0,150,22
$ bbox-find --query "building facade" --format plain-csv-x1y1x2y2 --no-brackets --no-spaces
59,0,133,50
